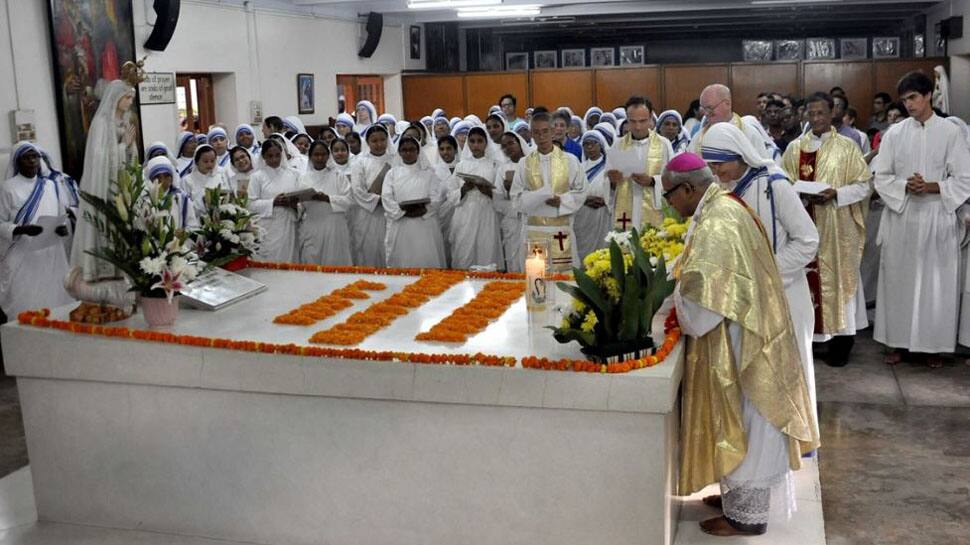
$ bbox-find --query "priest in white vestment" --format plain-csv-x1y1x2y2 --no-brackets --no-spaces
0,142,74,317
298,141,353,266
701,123,820,432
247,140,301,263
510,112,589,272
872,72,970,366
381,137,447,268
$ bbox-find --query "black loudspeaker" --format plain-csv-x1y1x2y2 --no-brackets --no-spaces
943,16,964,39
358,12,383,58
144,0,181,51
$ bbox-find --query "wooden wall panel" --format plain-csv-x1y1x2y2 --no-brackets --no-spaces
402,75,465,120
594,67,661,112
874,59,942,101
730,63,799,116
662,64,729,116
803,61,874,123
464,72,529,121
530,70,594,114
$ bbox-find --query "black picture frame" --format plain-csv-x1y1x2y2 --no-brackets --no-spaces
410,25,421,60
297,73,314,114
46,0,141,178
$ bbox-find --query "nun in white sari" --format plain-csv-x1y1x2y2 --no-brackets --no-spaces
0,141,74,316
350,125,396,267
298,141,353,265
574,130,613,261
180,144,233,217
355,100,378,134
142,156,198,230
656,110,692,154
381,137,447,268
493,131,530,272
447,127,503,269
175,131,197,178
248,139,301,263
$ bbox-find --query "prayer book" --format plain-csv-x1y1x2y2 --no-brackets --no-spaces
180,268,268,311
793,180,832,195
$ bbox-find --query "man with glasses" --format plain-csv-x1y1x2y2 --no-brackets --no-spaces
499,94,521,126
690,84,776,165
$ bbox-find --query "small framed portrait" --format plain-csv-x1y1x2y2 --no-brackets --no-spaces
590,47,615,67
840,38,868,60
409,25,421,60
561,48,585,68
619,45,644,65
774,40,804,61
297,73,314,114
805,38,836,60
506,52,529,70
534,50,557,69
873,37,900,58
743,40,773,62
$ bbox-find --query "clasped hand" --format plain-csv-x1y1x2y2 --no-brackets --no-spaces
905,173,939,194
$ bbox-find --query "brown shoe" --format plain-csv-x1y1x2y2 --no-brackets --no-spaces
702,495,722,509
699,516,766,536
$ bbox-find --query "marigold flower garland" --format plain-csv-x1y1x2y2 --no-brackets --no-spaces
415,281,525,343
309,271,467,346
273,279,386,326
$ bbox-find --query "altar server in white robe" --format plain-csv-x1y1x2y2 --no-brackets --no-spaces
181,145,233,217
493,131,530,272
350,125,395,267
574,130,613,261
701,123,820,430
872,72,970,366
248,139,301,263
382,137,447,268
175,131,197,178
0,142,74,316
142,156,198,230
511,112,589,272
298,140,353,265
447,127,503,269
207,127,232,169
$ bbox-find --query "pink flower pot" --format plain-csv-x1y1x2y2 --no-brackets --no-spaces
140,294,180,327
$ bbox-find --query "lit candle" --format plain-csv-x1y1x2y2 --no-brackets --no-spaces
525,250,547,311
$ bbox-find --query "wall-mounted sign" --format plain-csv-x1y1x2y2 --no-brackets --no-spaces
138,72,176,105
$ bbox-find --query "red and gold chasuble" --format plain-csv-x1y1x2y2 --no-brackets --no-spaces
799,150,826,334
525,147,574,272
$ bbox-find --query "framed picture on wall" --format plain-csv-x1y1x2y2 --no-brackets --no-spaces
774,40,804,61
742,40,773,62
561,49,585,68
506,52,529,71
590,47,615,67
619,45,645,65
873,37,900,58
297,73,314,114
805,38,836,60
47,0,142,178
840,38,868,60
410,26,421,60
534,50,557,69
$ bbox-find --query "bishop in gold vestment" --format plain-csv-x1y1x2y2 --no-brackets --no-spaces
662,153,818,536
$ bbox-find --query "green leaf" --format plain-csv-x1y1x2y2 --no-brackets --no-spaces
619,274,641,341
548,326,596,348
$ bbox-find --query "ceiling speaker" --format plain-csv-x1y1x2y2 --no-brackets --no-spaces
144,0,181,51
358,12,383,58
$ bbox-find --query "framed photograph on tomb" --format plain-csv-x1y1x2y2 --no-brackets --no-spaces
774,40,804,61
590,47,616,67
840,38,868,59
619,45,645,66
534,50,557,69
409,25,421,60
506,52,529,71
47,0,142,178
561,49,586,68
805,38,836,60
297,73,314,114
873,37,901,58
742,40,773,62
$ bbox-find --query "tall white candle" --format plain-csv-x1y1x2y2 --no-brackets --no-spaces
525,251,547,311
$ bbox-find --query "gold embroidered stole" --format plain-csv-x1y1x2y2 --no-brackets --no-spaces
614,131,666,230
781,129,871,333
677,184,819,495
525,147,573,272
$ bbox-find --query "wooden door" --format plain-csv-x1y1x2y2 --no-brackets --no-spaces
176,73,215,133
337,75,385,116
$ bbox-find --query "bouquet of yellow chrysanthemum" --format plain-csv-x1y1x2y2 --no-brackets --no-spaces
551,226,677,360
639,216,690,266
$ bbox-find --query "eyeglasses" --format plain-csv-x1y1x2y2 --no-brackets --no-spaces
663,183,688,201
699,98,727,114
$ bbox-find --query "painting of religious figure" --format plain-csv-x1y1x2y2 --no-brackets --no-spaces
48,0,141,178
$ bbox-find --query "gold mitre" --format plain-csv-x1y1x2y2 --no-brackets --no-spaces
121,57,147,87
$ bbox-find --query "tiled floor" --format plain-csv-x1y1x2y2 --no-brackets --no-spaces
2,329,970,544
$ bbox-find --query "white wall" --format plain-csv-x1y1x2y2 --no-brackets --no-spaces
925,0,970,118
0,0,62,168
133,0,423,149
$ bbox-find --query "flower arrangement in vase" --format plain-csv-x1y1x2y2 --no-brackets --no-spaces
192,188,262,270
79,164,204,326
